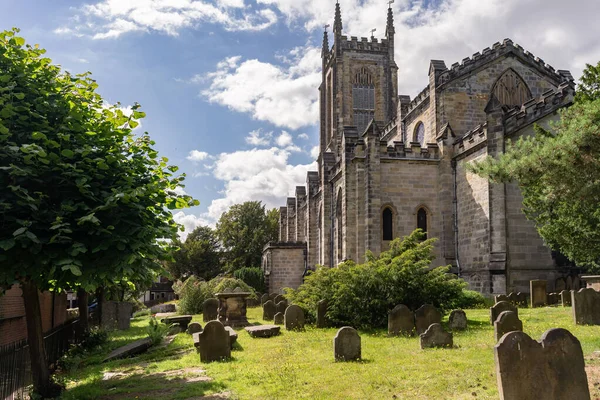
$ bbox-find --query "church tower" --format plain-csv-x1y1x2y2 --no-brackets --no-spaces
319,1,398,158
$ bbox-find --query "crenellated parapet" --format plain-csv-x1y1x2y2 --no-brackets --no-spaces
405,86,430,116
453,123,488,158
338,35,391,53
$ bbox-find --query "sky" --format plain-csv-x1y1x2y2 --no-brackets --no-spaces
2,0,599,238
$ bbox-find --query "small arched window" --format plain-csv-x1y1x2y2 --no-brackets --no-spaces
414,122,425,146
417,208,427,239
382,208,393,241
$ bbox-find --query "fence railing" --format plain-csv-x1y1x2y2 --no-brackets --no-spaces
0,318,82,400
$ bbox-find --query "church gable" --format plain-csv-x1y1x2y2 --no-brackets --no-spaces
491,68,532,107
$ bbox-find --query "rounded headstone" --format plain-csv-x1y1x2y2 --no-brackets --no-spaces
419,323,453,349
494,310,523,342
269,293,278,301
198,320,231,363
275,300,288,315
187,322,203,335
334,327,361,361
263,300,276,321
388,304,414,336
203,298,219,322
284,305,305,331
448,309,467,331
490,301,518,324
274,294,285,304
260,293,269,305
415,304,442,335
274,312,284,325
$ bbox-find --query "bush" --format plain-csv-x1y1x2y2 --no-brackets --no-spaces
174,275,255,315
449,290,486,309
133,309,151,318
147,317,170,346
233,267,265,293
286,230,471,328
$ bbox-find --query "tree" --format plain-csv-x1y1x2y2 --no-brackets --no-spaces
216,201,279,271
0,29,197,397
166,226,222,280
469,62,600,269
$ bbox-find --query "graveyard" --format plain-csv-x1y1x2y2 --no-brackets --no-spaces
56,304,600,400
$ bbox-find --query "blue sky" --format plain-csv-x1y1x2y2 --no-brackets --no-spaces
2,0,600,237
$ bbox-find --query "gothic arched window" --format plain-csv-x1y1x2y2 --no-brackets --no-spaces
353,67,375,134
336,190,343,261
382,207,393,241
414,122,425,146
492,69,532,107
417,207,428,239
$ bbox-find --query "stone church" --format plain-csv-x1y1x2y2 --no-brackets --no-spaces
262,3,576,296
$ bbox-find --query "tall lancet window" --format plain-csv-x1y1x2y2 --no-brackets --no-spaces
353,68,375,134
492,69,532,107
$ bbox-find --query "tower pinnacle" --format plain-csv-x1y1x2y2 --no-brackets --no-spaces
386,1,395,37
334,1,342,34
322,25,330,58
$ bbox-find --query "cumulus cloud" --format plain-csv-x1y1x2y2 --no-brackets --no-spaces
246,129,273,146
54,0,278,39
298,133,309,140
173,211,213,239
187,150,211,162
201,46,321,130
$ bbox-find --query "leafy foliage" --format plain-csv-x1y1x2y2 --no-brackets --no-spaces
146,317,170,346
216,201,279,272
233,267,265,293
286,230,468,328
469,66,600,269
575,61,600,103
173,275,254,315
166,226,222,280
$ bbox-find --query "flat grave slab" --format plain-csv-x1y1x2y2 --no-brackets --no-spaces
161,315,193,330
103,338,153,363
245,325,281,338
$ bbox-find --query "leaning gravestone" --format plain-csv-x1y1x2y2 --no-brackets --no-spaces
494,294,509,303
560,290,572,307
572,288,600,325
274,312,284,325
388,304,415,336
316,299,328,328
334,327,361,361
284,305,305,331
415,304,442,335
187,322,203,335
260,293,269,305
420,323,453,349
530,280,547,307
448,309,467,331
275,300,288,315
263,300,276,321
547,293,559,306
203,298,219,322
273,294,285,304
495,329,590,400
198,321,231,363
490,301,518,325
103,338,152,362
494,311,522,342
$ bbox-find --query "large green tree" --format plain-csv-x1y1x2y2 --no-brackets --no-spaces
216,201,279,271
469,62,600,269
166,225,222,280
0,29,197,397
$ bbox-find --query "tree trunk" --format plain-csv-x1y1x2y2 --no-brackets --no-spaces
96,286,104,327
21,280,60,398
77,288,89,335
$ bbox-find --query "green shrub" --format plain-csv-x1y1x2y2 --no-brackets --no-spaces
147,317,170,346
175,275,255,315
233,267,265,293
286,230,471,328
133,309,151,318
212,276,255,296
448,289,486,309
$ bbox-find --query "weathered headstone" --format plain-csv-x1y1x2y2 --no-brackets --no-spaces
260,293,269,305
198,321,231,363
560,290,572,307
507,292,527,308
273,294,285,304
494,294,509,303
269,293,278,301
547,293,559,306
274,312,284,325
420,323,453,349
162,315,192,330
388,304,415,336
316,299,328,328
495,329,590,400
263,300,276,321
415,304,442,335
555,277,566,292
448,309,467,331
245,325,281,338
530,280,547,308
275,300,288,315
203,298,219,322
572,288,600,325
494,311,522,342
103,338,152,362
490,301,518,325
187,322,203,335
334,327,361,361
284,305,305,331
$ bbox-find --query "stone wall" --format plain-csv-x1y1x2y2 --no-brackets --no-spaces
263,243,307,294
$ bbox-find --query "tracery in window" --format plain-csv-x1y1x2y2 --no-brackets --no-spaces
353,68,375,134
414,122,425,146
492,69,532,107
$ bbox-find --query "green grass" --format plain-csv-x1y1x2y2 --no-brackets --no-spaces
58,306,600,400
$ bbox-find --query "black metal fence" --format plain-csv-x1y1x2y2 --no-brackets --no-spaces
0,318,82,400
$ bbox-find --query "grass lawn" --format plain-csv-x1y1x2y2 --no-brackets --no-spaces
58,306,600,400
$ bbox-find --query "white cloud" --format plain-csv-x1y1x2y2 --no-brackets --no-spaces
55,0,278,39
298,133,309,140
246,129,273,146
201,46,321,130
275,131,293,147
310,145,319,159
187,150,211,162
173,211,213,239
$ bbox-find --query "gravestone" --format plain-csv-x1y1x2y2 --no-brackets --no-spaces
274,294,286,304
269,293,278,301
187,322,203,335
284,305,305,330
572,288,600,325
547,293,559,306
415,304,442,335
560,290,572,307
275,300,288,315
448,309,467,331
198,321,231,363
494,294,509,303
245,325,281,338
263,300,276,321
161,315,192,330
316,299,328,328
203,298,219,322
103,338,152,362
274,312,284,325
494,311,522,342
225,326,238,348
555,277,566,292
507,292,527,307
420,323,453,349
260,293,269,305
490,301,518,325
168,323,182,336
530,280,547,308
495,329,590,400
334,327,361,361
101,301,132,331
388,304,415,336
